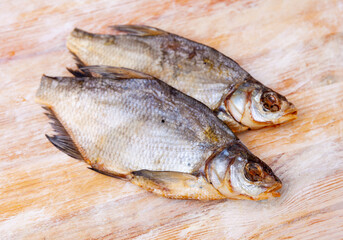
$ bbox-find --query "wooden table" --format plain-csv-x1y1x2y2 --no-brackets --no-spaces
1,0,342,239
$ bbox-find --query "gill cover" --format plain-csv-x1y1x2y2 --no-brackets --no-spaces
225,81,297,130
205,143,282,200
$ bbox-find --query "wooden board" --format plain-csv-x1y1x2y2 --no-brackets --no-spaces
1,0,343,239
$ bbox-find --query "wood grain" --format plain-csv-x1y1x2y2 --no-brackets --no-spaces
1,0,343,239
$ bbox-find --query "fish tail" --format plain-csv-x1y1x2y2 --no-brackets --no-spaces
35,75,60,107
35,75,82,107
69,28,97,40
67,28,118,67
36,76,85,160
67,28,99,62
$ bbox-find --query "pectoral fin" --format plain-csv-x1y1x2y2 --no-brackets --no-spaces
131,170,225,200
215,109,249,133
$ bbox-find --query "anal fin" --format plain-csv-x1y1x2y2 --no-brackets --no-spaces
43,106,83,160
88,162,129,180
215,107,249,133
131,170,225,200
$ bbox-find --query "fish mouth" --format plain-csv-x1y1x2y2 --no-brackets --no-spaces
252,186,282,200
266,180,282,192
252,179,282,200
264,179,282,197
279,111,297,123
274,104,298,125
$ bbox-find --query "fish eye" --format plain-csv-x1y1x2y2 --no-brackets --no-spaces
261,92,280,112
244,162,264,182
271,104,280,112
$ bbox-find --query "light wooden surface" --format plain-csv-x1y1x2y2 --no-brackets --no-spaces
1,0,343,239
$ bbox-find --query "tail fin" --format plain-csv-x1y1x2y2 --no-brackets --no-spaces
35,76,84,160
35,75,59,106
67,28,95,67
69,28,97,40
35,75,84,107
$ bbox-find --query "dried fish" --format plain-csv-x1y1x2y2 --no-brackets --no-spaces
67,25,297,132
35,66,281,200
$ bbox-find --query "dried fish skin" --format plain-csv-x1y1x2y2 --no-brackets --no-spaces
67,25,297,132
35,66,281,200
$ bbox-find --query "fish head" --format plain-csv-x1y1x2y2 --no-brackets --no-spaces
205,143,282,200
225,80,297,130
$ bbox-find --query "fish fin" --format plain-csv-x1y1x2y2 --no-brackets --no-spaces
43,106,83,160
88,167,129,180
66,67,92,78
130,170,225,200
66,50,92,77
80,65,156,80
70,28,97,40
110,25,167,36
215,110,249,133
68,50,86,69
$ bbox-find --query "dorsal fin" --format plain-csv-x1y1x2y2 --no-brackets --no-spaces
43,106,83,160
67,50,91,77
66,66,92,78
80,65,157,80
69,51,86,68
110,25,167,36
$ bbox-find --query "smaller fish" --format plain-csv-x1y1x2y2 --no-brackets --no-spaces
67,25,297,132
36,66,282,200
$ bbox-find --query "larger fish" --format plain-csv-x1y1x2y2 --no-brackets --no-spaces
67,25,297,132
35,66,281,200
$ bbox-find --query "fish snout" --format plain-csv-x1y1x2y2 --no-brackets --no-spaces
275,102,297,124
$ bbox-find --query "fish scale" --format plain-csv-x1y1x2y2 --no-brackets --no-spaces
68,28,231,109
67,25,297,132
36,76,233,175
35,66,282,200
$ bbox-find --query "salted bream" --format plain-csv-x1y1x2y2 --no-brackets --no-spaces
67,25,297,132
35,66,281,200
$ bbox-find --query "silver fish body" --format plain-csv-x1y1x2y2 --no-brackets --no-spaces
36,66,281,200
67,25,297,132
